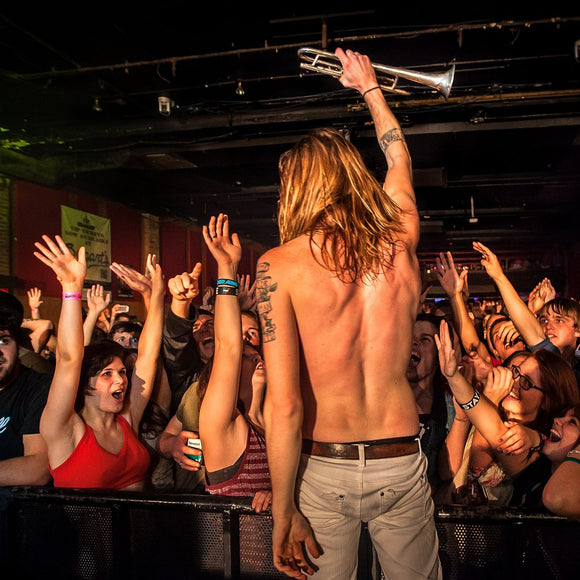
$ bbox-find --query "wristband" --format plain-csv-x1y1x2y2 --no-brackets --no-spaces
215,286,239,296
31,308,39,313
362,86,381,97
62,292,82,301
458,389,480,411
529,433,545,454
216,278,239,289
563,456,580,465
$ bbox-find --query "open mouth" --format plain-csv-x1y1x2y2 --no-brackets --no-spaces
112,389,125,401
506,390,520,401
548,428,562,443
202,337,214,346
408,353,421,369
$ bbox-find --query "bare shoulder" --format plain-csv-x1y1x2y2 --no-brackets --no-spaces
257,239,306,280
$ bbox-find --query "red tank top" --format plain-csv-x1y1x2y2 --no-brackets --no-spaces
205,421,271,496
49,414,150,490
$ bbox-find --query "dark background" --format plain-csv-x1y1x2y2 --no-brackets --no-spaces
1,4,579,283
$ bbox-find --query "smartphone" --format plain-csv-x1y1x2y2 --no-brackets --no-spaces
186,438,203,463
117,305,130,313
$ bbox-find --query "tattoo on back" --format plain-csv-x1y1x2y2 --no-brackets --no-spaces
379,128,405,153
256,261,278,343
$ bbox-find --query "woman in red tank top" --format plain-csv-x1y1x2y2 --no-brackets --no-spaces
33,235,165,491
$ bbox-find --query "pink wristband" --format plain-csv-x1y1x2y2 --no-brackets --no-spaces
62,292,82,301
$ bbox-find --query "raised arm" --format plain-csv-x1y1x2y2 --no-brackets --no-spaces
27,287,43,320
473,242,546,347
162,265,204,395
436,251,491,362
336,48,417,240
197,214,247,469
435,319,538,477
34,236,86,444
113,255,165,429
82,284,112,346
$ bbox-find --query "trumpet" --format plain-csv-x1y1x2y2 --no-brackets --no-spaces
298,47,455,99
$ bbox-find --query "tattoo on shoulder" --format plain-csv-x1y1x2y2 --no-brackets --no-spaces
379,128,405,153
255,261,278,343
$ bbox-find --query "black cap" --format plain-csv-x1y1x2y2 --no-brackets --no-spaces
0,290,24,326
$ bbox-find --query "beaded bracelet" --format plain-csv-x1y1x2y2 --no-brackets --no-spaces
458,389,480,411
216,278,239,289
215,286,239,296
563,456,580,465
62,292,82,301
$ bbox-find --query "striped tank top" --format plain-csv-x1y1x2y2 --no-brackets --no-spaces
205,421,271,496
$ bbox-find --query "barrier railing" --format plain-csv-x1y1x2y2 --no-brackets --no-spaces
1,487,579,579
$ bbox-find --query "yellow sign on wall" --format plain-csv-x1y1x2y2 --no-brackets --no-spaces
61,205,111,283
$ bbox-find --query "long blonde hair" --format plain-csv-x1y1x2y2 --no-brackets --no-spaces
277,128,408,282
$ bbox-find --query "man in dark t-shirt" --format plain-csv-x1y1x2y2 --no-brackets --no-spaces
0,292,51,486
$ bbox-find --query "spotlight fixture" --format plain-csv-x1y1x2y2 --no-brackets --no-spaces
158,96,173,116
235,81,245,96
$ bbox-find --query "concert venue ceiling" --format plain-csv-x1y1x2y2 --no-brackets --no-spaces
1,4,579,274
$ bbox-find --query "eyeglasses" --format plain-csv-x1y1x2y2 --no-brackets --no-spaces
510,365,545,393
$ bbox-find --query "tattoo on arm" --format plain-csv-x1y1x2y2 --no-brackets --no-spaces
379,128,405,153
255,261,278,343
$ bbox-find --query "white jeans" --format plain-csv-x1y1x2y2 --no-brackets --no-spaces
296,446,442,580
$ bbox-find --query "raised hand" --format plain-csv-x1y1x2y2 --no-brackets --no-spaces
472,241,504,280
434,319,459,379
527,278,556,315
167,264,203,302
146,253,165,301
436,251,467,300
86,284,112,315
110,258,153,300
335,47,377,95
202,214,241,270
27,287,43,312
238,274,257,311
33,235,86,290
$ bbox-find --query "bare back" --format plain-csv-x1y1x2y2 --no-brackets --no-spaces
261,232,421,443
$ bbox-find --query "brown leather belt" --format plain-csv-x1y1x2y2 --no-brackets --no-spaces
302,436,419,460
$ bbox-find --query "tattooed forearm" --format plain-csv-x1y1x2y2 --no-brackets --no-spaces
379,128,405,153
255,261,277,343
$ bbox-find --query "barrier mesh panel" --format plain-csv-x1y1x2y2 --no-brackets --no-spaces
3,493,580,580
239,514,285,578
127,506,224,579
11,500,115,580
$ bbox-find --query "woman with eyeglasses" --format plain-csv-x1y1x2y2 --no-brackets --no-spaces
437,319,579,508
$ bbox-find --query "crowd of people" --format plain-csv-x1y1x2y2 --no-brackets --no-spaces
1,47,579,579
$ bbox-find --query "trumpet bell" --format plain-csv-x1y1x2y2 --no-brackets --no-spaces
298,47,455,99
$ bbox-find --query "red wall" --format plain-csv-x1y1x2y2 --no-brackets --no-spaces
10,179,267,322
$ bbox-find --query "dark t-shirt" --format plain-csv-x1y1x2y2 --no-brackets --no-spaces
0,365,51,460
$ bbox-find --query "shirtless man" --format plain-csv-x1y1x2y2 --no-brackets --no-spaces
257,48,442,579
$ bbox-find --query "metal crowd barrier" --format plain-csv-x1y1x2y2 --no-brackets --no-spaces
1,487,579,580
